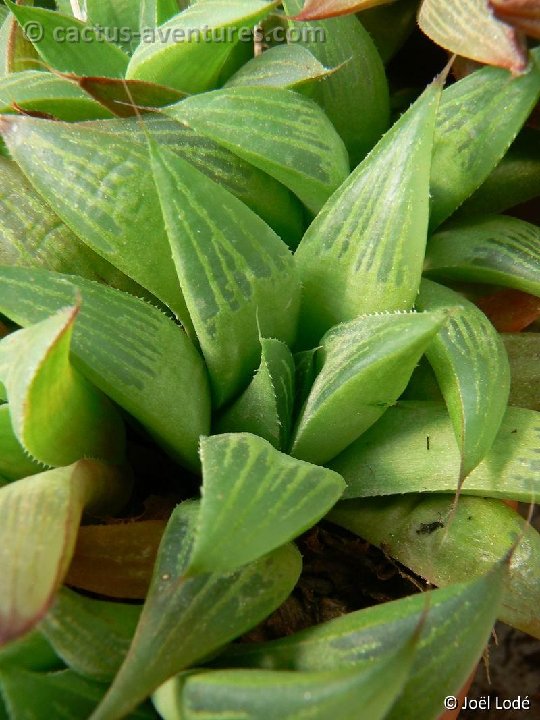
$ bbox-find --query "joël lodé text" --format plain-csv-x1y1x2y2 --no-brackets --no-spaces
462,695,531,711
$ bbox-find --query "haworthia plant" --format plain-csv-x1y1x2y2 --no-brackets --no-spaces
295,77,442,345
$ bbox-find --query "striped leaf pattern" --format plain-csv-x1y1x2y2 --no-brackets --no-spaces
216,338,296,449
0,460,130,646
291,310,449,465
91,501,302,720
331,402,540,502
0,307,125,467
424,215,540,297
0,267,211,471
187,433,345,574
330,494,540,638
126,0,279,92
283,0,390,165
416,280,511,479
163,86,350,214
295,80,441,345
418,0,527,72
150,139,301,407
218,571,503,720
430,49,540,229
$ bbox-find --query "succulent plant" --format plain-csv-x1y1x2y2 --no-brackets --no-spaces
0,0,539,718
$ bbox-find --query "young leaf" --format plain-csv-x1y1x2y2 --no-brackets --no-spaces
416,279,511,478
157,637,416,720
430,49,540,228
0,71,115,121
126,0,279,92
295,0,392,20
0,669,156,720
40,589,141,682
291,310,449,465
91,501,302,720
504,333,540,411
0,267,211,471
163,86,349,214
330,401,540,502
140,0,183,31
425,215,540,297
283,0,389,165
149,139,301,406
6,2,130,77
295,79,441,345
0,460,131,645
330,494,540,637
0,403,42,481
218,569,504,720
215,338,295,449
418,0,527,72
186,433,344,575
0,306,125,467
224,44,333,92
0,156,146,297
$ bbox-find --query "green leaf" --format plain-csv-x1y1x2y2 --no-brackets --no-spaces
416,279,510,478
4,6,41,74
187,433,344,575
0,306,125,467
126,0,279,92
40,589,141,682
330,494,540,637
0,629,59,673
224,44,333,92
0,267,211,471
155,636,416,720
418,0,527,72
295,79,441,345
0,669,156,720
359,0,418,64
6,2,130,77
215,338,295,449
0,155,146,296
0,70,114,121
291,310,449,465
283,0,389,165
149,139,301,406
0,460,131,645
430,49,540,229
91,501,302,720
0,403,42,481
330,401,540,503
456,128,540,219
162,86,349,214
424,215,540,297
85,0,142,52
504,333,540,412
140,0,185,31
217,569,503,720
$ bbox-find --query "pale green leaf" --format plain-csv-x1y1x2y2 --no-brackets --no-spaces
283,0,389,165
0,267,211,471
149,139,301,406
0,306,125,467
295,79,441,345
6,2,130,77
291,310,449,465
430,48,540,228
40,589,141,682
416,279,510,478
126,0,278,92
330,401,540,502
0,403,42,481
418,0,527,72
330,494,540,637
140,0,190,31
215,338,295,449
162,86,349,214
91,501,302,720
187,433,344,574
424,215,540,297
85,0,142,52
218,568,504,720
0,460,131,645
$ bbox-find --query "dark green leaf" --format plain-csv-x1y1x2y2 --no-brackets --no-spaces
359,0,418,64
0,629,59,673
